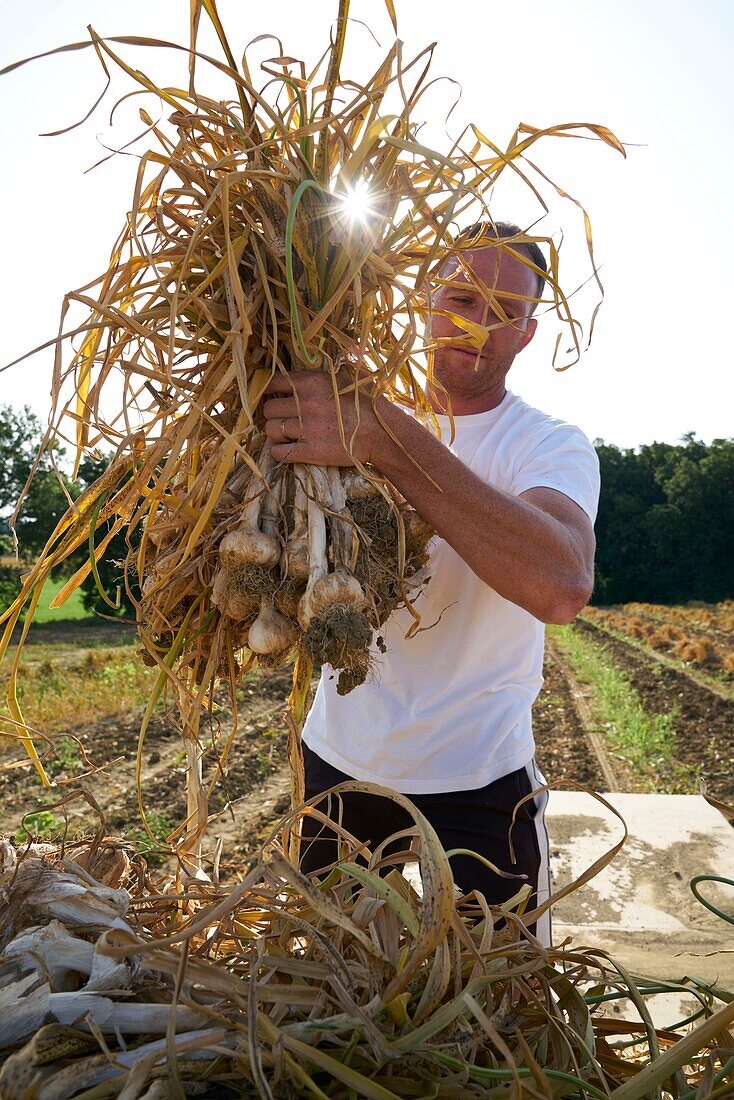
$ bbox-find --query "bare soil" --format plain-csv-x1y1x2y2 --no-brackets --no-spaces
577,619,734,804
532,645,607,790
0,627,293,867
11,618,139,649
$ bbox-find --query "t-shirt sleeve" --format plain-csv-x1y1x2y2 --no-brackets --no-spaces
509,423,601,523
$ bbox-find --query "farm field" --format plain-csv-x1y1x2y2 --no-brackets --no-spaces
0,605,732,869
577,602,733,797
582,600,734,684
0,619,292,870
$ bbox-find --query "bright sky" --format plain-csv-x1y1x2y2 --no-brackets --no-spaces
1,0,732,450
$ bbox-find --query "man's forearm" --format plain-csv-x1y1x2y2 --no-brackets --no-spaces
263,371,595,622
370,401,594,623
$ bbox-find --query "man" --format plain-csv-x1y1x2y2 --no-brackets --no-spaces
263,223,599,942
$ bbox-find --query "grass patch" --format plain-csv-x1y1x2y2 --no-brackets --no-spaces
31,574,91,623
551,624,696,792
0,567,92,623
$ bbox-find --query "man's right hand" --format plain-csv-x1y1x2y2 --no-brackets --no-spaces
262,371,386,468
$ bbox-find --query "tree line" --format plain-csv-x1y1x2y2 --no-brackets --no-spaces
0,405,134,617
1,405,733,616
593,433,734,605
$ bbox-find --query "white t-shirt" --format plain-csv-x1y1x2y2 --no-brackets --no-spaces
302,390,600,794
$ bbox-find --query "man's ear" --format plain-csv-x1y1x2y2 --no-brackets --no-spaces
518,315,538,351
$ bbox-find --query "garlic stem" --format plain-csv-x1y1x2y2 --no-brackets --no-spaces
298,465,331,630
298,466,366,630
241,437,276,530
260,455,284,543
327,466,356,573
218,438,280,570
285,464,310,580
217,459,253,512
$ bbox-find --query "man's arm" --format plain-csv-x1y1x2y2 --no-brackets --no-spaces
263,374,596,624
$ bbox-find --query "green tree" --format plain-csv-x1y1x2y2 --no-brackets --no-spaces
12,466,79,561
660,439,734,601
0,404,77,562
593,442,665,603
0,405,43,516
0,567,22,615
76,455,140,617
593,435,734,605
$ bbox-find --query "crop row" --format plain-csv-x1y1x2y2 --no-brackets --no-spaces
583,604,734,676
623,600,734,637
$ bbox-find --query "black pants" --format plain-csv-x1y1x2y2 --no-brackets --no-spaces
300,743,546,929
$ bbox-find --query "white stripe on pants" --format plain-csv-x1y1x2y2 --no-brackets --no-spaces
525,758,552,948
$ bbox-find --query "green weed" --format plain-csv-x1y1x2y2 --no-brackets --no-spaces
14,810,60,843
128,810,174,868
551,625,695,791
48,735,80,775
255,750,271,780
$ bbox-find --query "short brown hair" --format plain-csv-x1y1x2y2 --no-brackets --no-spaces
457,220,547,307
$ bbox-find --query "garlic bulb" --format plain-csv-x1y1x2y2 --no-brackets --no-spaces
299,570,365,631
219,525,280,569
211,569,257,621
342,467,379,500
404,507,433,545
248,598,298,655
218,439,280,570
275,584,301,620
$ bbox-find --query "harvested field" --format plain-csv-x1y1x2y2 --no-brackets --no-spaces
2,615,731,872
578,618,734,804
628,599,734,637
0,621,293,870
584,601,734,683
0,624,615,866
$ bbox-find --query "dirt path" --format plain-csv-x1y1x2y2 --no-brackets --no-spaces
12,619,137,649
214,766,292,877
529,645,608,790
543,637,622,791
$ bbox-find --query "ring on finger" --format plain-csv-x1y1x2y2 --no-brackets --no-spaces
280,418,287,437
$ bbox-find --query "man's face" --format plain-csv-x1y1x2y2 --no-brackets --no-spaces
428,244,539,410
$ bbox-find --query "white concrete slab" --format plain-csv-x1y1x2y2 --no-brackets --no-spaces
546,792,734,985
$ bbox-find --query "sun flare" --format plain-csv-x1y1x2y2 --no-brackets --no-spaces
338,178,373,223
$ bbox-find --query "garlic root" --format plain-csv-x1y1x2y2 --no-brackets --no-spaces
299,466,372,693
